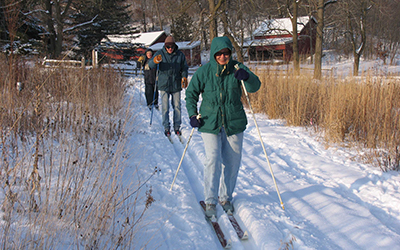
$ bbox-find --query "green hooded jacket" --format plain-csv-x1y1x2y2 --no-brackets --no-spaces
185,36,261,136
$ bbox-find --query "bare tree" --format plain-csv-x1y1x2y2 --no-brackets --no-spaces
220,0,243,62
42,0,73,58
369,0,400,65
208,0,225,41
313,0,337,79
187,1,209,49
199,7,209,49
338,0,373,76
385,1,400,65
286,0,301,75
3,0,21,88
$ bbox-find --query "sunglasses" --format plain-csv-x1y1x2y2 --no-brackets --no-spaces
215,51,231,57
166,45,174,49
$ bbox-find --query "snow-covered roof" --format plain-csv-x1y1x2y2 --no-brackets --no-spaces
149,41,201,51
243,37,293,47
101,31,165,47
253,16,310,37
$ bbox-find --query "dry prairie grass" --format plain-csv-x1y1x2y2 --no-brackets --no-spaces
250,68,400,172
0,55,155,249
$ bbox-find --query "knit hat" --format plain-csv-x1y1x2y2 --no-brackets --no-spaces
165,35,176,46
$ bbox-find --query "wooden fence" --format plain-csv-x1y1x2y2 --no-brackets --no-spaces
42,57,85,68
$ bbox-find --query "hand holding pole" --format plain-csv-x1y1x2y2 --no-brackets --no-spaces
170,114,201,191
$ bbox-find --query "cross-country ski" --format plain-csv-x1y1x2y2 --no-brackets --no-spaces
200,201,232,249
225,210,248,240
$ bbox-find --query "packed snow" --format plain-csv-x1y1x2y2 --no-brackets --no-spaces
122,59,400,249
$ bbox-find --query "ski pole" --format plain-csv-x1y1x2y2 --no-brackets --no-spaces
150,64,159,125
140,68,143,104
235,64,285,210
170,114,201,191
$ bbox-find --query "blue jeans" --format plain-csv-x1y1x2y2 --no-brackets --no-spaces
201,128,244,205
160,91,181,131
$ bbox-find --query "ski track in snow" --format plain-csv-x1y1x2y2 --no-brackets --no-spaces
124,76,400,250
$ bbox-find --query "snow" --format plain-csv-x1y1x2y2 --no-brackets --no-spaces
101,31,165,47
123,56,400,249
150,41,201,51
3,53,399,248
253,16,311,37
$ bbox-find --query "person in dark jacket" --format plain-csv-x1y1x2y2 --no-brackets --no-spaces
185,36,261,219
138,49,158,109
148,35,189,137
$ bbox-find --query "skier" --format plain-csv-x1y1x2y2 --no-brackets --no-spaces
138,48,158,110
185,36,261,218
148,35,189,137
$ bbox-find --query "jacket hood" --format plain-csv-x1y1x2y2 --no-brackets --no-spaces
210,36,234,75
210,36,233,64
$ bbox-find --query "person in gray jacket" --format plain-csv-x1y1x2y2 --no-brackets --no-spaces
148,35,189,137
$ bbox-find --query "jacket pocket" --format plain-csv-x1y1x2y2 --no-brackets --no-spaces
226,104,247,132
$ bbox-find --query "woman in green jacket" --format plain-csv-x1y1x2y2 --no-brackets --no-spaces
186,36,261,219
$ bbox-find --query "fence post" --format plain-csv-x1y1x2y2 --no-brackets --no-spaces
92,49,98,68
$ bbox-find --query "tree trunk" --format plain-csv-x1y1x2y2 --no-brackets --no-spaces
154,0,163,31
208,0,217,41
201,12,209,50
220,5,243,62
344,0,370,76
43,0,72,58
55,1,63,58
208,0,224,41
290,1,300,75
353,52,360,76
44,0,56,56
142,0,147,32
314,0,324,79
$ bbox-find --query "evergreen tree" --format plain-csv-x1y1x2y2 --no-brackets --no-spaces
70,0,134,59
171,12,194,41
0,0,44,54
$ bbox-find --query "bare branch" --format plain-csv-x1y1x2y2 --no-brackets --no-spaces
63,15,98,33
0,0,23,9
324,0,337,8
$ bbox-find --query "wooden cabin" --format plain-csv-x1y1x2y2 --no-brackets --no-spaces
246,16,317,62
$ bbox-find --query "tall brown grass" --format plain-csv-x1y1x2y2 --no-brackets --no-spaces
251,68,400,172
0,55,155,249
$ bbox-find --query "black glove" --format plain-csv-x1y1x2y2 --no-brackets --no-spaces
234,68,249,81
190,115,201,128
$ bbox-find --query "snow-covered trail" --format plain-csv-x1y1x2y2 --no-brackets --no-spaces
238,117,400,249
124,76,400,250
